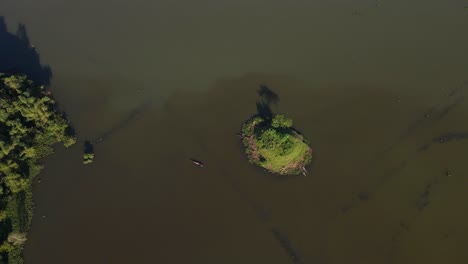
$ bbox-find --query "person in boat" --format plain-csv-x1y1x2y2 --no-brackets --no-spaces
190,159,204,167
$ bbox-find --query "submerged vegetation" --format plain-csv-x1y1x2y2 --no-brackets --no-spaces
0,73,76,263
241,114,312,175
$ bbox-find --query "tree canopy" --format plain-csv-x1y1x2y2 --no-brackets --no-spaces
271,114,293,129
0,73,76,264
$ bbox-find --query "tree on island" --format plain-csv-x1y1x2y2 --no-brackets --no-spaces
271,114,293,128
241,89,312,176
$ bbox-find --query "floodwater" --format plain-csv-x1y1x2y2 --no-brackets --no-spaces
1,0,468,263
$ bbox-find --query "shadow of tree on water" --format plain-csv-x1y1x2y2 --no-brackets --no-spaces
255,84,280,120
258,84,279,105
0,16,52,85
256,101,273,120
84,140,94,154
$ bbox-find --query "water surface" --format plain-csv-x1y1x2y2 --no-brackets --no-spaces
1,0,468,263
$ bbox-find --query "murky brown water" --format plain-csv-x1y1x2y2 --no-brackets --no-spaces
1,0,468,263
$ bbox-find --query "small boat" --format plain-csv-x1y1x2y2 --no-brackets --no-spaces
190,159,204,167
301,166,307,176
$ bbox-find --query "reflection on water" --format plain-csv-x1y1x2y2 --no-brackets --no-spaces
0,16,51,85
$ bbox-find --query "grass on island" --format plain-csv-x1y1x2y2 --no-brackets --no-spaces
241,114,312,175
258,133,311,174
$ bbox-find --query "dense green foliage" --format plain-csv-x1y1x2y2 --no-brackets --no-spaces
271,114,293,129
241,114,312,175
258,129,295,155
83,153,94,164
0,73,76,263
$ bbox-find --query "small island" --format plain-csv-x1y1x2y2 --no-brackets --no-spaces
83,153,95,165
82,141,95,165
241,114,312,175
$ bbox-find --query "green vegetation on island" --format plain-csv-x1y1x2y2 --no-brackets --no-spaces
82,153,94,164
0,73,76,264
82,141,94,165
241,114,312,175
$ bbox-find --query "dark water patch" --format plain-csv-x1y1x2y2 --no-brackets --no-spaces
341,191,372,214
376,84,466,158
433,132,468,144
402,107,436,136
386,166,457,262
90,100,152,144
418,132,468,152
435,95,465,120
416,183,432,211
0,17,52,85
417,143,431,152
414,168,453,212
271,228,302,263
420,85,465,122
357,191,371,202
